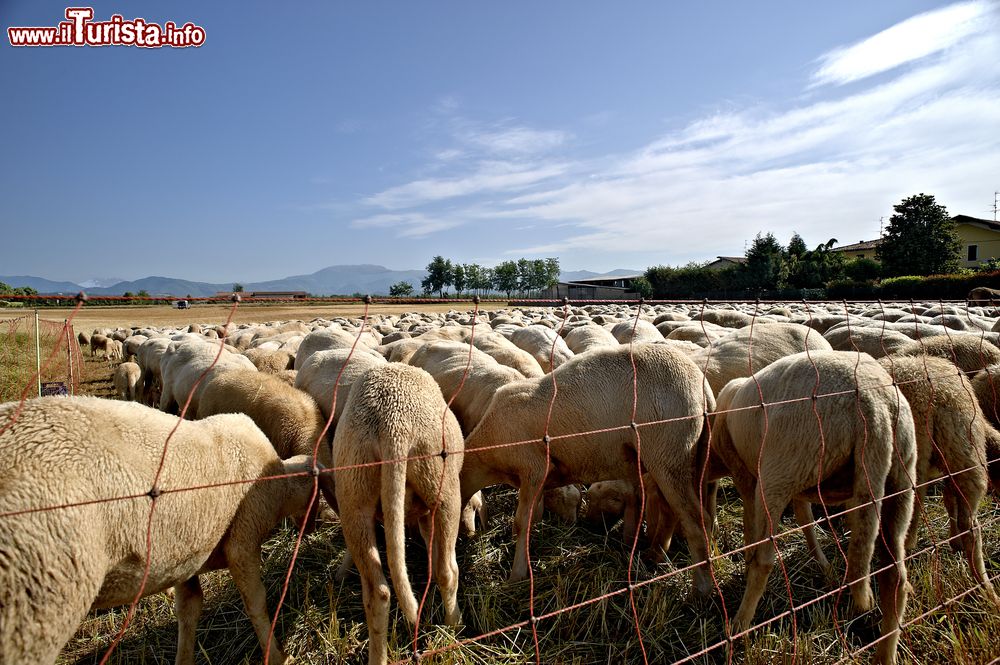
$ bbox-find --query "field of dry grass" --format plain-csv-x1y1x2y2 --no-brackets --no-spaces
39,301,498,334
2,304,998,664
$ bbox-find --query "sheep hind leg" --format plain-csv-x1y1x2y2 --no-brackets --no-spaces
173,576,203,665
793,500,832,577
731,489,784,635
227,552,288,665
844,494,879,615
946,484,1000,606
653,472,713,598
873,480,913,665
342,507,392,665
433,488,463,626
509,479,545,583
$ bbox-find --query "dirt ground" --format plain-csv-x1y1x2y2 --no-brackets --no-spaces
39,301,504,333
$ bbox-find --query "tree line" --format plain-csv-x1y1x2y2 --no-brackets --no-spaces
390,256,561,298
644,193,972,299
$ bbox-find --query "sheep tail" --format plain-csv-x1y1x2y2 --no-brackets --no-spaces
382,451,418,624
984,424,1000,496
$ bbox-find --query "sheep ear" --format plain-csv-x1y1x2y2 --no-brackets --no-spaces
282,454,314,476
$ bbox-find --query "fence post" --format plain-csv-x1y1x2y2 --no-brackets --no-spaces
66,319,74,396
34,309,41,397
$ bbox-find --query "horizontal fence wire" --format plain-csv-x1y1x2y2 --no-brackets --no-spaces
0,294,998,664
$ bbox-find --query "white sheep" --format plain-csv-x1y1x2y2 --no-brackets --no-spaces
294,347,386,423
462,343,715,589
407,341,525,435
113,361,141,401
692,322,833,396
893,334,1000,374
196,368,331,465
331,363,464,665
509,325,574,372
563,324,619,354
712,351,916,665
877,355,997,604
0,396,319,665
158,340,256,416
294,327,362,370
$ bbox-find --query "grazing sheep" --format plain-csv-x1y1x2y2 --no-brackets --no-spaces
135,337,173,406
112,361,141,401
243,347,296,373
104,339,124,362
407,341,525,434
611,319,663,345
509,325,574,372
823,325,913,357
77,331,90,347
470,332,545,377
158,340,256,416
122,334,148,362
691,322,833,396
89,333,110,358
196,369,331,465
969,286,1000,306
462,343,714,589
294,347,386,423
379,338,425,364
877,356,997,603
712,351,916,665
0,396,319,665
894,334,1000,374
331,364,464,665
564,324,619,354
294,327,363,370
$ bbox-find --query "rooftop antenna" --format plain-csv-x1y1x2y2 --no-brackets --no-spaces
879,216,885,237
994,191,998,222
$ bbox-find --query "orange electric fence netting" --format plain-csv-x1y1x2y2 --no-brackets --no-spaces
0,293,998,664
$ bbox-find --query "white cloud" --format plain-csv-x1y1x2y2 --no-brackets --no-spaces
365,161,569,209
350,212,463,238
812,1,993,86
346,3,1000,264
461,126,571,155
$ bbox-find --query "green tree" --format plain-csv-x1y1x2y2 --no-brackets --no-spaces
544,257,561,290
0,281,10,294
232,283,244,293
740,232,785,291
631,276,653,298
137,289,150,298
388,281,414,297
421,256,454,298
452,264,466,296
876,193,961,276
492,261,519,298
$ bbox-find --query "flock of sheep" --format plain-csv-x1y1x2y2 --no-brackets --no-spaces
4,299,1000,665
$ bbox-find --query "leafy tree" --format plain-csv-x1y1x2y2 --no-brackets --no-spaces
786,238,844,289
877,193,961,276
421,256,453,298
844,257,881,282
644,262,726,298
452,264,466,296
787,233,808,258
232,283,244,293
492,261,519,298
137,289,150,298
0,281,10,294
544,257,561,289
631,276,653,299
389,281,414,297
740,232,785,291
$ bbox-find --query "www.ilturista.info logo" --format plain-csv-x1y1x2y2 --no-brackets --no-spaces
8,7,205,48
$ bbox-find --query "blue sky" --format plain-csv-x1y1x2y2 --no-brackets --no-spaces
2,1,998,283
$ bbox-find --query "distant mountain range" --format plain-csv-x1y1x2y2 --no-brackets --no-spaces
1,265,643,297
